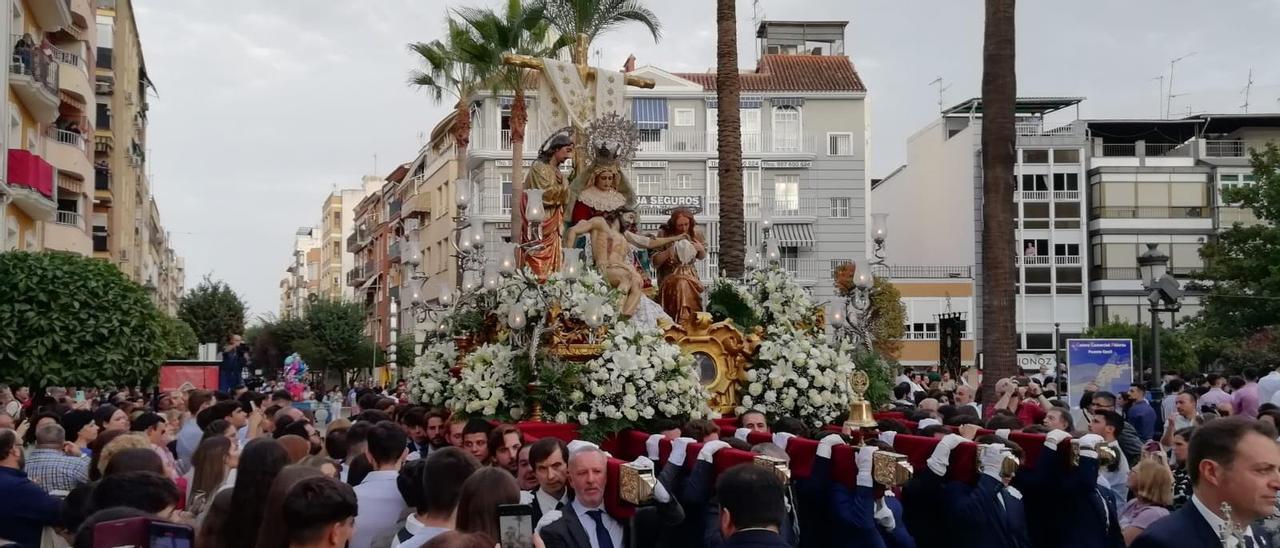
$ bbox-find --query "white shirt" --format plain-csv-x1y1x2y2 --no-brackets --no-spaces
1260,371,1280,406
535,488,569,517
572,499,622,548
1191,494,1255,547
351,470,410,548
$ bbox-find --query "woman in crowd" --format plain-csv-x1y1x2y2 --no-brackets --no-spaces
1120,453,1174,545
188,435,239,516
103,446,165,477
95,433,153,478
253,465,324,548
454,467,520,542
1169,426,1195,509
93,404,130,433
62,409,98,456
208,437,288,548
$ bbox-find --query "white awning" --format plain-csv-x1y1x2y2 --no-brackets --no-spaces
773,224,814,247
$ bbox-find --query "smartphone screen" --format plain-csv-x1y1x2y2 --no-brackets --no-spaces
148,521,194,548
497,503,535,548
92,517,147,548
75,390,85,402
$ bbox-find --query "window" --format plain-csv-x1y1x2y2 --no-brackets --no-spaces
779,247,799,274
904,322,940,340
1053,149,1080,163
830,197,851,218
742,109,761,152
744,170,761,204
1022,239,1048,257
827,133,853,156
1052,173,1079,191
774,175,799,212
1020,174,1048,191
1023,149,1049,163
1053,243,1080,257
96,103,111,129
707,169,719,197
637,174,662,195
674,173,691,190
674,108,694,127
97,47,113,70
500,173,512,212
772,105,801,151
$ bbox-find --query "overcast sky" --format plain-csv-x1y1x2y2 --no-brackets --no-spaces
134,0,1280,320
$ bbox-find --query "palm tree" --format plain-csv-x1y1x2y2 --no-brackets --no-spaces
409,20,480,289
979,0,1018,406
536,0,662,64
715,0,744,278
452,0,573,239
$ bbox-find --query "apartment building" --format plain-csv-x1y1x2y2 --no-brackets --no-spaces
459,20,869,304
315,178,378,302
348,175,397,347
1083,114,1280,326
875,97,1090,367
280,226,319,318
397,117,457,311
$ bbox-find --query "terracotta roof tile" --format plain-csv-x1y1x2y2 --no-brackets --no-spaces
673,54,866,93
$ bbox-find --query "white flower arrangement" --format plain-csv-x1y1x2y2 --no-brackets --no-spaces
449,342,522,418
737,324,860,428
407,339,458,407
740,266,816,328
577,321,710,426
491,268,621,329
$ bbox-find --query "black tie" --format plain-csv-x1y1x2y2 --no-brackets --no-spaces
554,500,564,511
587,510,616,548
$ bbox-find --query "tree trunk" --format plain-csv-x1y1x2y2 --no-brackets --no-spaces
509,88,527,245
979,0,1018,407
453,99,471,289
715,0,744,278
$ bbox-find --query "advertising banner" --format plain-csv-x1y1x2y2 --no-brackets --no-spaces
1066,339,1133,406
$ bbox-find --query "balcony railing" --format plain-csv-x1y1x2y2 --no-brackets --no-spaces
480,193,513,215
48,127,86,150
1054,255,1082,266
771,197,824,217
1053,190,1080,201
473,129,815,154
56,210,84,229
52,47,86,72
637,129,714,153
1016,255,1051,266
10,35,59,96
1016,190,1050,201
776,258,826,280
1205,140,1246,158
1091,206,1209,219
1219,207,1261,227
1099,143,1135,157
872,265,973,279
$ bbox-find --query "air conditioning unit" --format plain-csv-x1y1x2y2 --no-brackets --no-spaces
95,81,113,94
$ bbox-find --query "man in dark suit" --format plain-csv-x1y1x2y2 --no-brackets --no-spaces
1133,417,1280,548
524,437,571,525
539,446,683,548
717,464,792,548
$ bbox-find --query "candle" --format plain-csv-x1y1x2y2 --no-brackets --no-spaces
455,181,472,209
525,189,546,222
507,305,527,330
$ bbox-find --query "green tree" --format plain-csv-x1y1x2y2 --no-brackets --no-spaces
248,315,311,378
178,276,247,345
869,278,907,358
1197,142,1280,337
409,19,481,228
452,0,572,239
536,0,661,49
1083,318,1197,375
0,251,164,387
297,299,373,373
395,334,416,371
156,315,198,360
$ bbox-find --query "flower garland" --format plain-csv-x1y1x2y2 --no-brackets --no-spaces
450,343,522,419
575,321,711,436
739,324,860,428
406,340,458,408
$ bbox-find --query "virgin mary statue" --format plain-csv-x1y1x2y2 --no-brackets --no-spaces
565,143,637,226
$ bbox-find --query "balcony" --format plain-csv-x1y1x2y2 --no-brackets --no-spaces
480,193,513,216
776,258,828,282
1015,255,1051,266
346,263,374,287
1053,255,1082,266
9,37,61,123
1204,140,1246,158
704,199,821,219
30,0,73,30
46,128,93,179
1090,206,1209,219
53,46,92,101
389,241,401,262
95,168,110,190
1093,266,1199,281
1016,190,1050,201
471,129,816,155
636,129,714,154
46,210,91,255
872,265,973,279
1219,207,1261,228
1053,190,1080,201
7,149,56,221
388,198,402,218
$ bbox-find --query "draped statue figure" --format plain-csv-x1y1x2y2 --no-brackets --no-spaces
652,208,707,324
520,132,574,280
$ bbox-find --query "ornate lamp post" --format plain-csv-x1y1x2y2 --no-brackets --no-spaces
830,214,889,351
1138,243,1182,404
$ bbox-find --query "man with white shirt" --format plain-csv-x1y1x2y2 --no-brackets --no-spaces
955,384,982,416
539,446,684,548
1088,410,1132,505
1262,367,1280,408
394,447,479,548
523,437,570,525
1132,416,1280,548
351,421,410,548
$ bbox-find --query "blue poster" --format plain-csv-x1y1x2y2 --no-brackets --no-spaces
1066,339,1134,406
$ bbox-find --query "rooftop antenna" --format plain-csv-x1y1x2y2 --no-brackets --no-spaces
1151,75,1164,118
1165,51,1196,119
929,77,951,112
1240,68,1254,113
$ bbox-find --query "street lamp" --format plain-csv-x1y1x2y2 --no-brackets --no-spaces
830,213,890,352
1138,243,1182,404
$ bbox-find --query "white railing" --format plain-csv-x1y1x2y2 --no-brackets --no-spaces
635,128,714,153
56,210,84,229
1218,207,1261,227
1054,255,1081,266
777,258,826,280
1053,190,1080,201
48,128,85,150
1016,190,1050,201
1016,255,1051,266
705,200,768,219
1204,140,1246,158
52,47,86,72
770,197,824,217
480,193,512,215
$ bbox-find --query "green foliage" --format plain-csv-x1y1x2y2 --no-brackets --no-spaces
869,278,907,358
248,315,311,377
706,279,759,330
1197,141,1280,338
178,276,247,345
395,335,416,371
452,0,573,95
856,351,895,407
299,299,375,372
156,315,198,360
0,251,164,387
536,0,663,44
1083,317,1197,375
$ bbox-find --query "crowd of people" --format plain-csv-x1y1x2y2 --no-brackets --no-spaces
0,365,1278,548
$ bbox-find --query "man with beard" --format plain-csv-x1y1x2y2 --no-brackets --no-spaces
0,428,63,547
423,409,450,453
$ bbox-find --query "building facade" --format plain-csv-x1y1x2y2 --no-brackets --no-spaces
280,226,319,318
457,20,869,305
